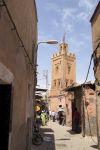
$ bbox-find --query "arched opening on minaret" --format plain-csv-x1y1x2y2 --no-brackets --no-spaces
59,33,68,54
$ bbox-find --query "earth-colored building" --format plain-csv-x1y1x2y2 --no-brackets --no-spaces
90,1,100,148
50,39,76,112
0,1,37,150
64,82,97,136
90,1,100,83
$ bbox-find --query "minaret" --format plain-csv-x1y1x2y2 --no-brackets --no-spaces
50,36,76,111
60,34,67,88
50,35,76,96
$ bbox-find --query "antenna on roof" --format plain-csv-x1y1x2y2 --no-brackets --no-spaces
63,32,66,43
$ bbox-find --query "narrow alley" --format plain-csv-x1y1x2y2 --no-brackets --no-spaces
0,0,100,150
31,120,97,150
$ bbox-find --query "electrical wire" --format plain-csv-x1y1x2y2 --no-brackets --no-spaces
83,42,100,84
83,54,93,84
0,0,36,73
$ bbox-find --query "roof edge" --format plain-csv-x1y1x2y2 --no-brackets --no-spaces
90,1,100,23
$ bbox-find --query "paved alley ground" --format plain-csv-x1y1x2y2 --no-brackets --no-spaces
31,120,97,150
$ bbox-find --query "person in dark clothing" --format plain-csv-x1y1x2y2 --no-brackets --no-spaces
62,112,66,126
73,107,80,133
59,111,64,125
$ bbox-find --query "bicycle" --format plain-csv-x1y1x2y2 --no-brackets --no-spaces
32,121,43,146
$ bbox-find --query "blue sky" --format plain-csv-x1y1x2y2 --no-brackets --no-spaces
36,0,99,89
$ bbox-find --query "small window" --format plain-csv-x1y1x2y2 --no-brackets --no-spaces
56,66,59,71
66,79,68,87
54,80,56,87
68,66,71,74
58,79,60,86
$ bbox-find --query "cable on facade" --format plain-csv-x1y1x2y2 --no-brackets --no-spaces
0,0,36,73
92,42,100,57
83,55,93,84
93,42,100,86
83,42,100,84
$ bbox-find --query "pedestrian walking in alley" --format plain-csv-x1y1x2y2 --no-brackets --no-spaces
58,111,64,125
62,111,66,126
51,110,55,121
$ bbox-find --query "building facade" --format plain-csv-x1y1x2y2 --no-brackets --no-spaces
50,40,76,112
90,1,100,148
64,83,97,136
0,1,37,150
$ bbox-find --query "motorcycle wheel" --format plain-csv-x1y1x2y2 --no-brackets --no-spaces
32,133,43,145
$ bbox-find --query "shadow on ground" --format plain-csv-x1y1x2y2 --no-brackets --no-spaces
40,128,55,150
56,138,70,141
67,129,80,135
32,127,55,150
90,145,98,149
40,128,54,133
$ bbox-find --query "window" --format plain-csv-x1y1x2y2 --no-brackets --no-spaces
55,65,59,74
56,66,59,71
54,80,56,87
58,79,61,87
68,66,71,74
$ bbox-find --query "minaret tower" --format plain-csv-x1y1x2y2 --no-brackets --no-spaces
50,35,76,96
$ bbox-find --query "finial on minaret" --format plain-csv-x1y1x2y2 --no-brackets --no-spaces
63,32,66,43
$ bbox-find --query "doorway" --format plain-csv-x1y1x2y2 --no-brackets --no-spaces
72,98,81,133
0,84,12,150
72,99,76,131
